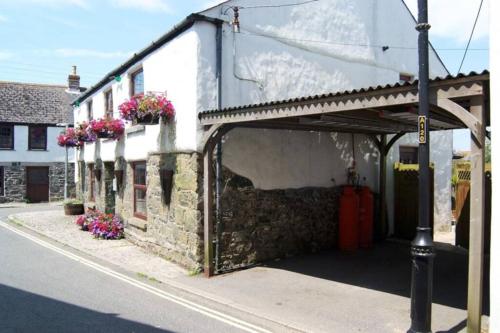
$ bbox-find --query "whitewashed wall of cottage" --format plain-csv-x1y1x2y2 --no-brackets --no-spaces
199,0,451,227
74,27,200,166
0,125,74,163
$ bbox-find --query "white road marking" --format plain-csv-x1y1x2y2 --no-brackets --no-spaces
0,221,272,333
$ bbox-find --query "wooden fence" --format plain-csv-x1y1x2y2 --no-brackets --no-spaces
453,162,492,251
393,163,434,240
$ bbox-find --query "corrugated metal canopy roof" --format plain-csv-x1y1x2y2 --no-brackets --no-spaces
199,70,489,136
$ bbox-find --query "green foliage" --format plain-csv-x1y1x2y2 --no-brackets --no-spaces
64,199,83,205
485,141,491,163
187,267,202,276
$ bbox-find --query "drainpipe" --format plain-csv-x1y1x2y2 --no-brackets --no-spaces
214,21,223,274
408,1,435,332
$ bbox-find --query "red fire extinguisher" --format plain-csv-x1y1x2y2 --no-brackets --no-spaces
358,186,374,248
339,186,359,251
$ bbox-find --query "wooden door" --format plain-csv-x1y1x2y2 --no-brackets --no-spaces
26,167,49,203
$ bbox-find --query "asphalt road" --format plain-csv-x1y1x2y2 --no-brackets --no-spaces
0,206,266,333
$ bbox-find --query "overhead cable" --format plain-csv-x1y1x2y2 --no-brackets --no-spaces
457,0,485,74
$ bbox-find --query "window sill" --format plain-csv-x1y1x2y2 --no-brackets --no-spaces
0,148,14,151
27,149,48,152
128,216,147,231
126,125,145,135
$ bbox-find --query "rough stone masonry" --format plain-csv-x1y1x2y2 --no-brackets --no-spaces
79,153,340,272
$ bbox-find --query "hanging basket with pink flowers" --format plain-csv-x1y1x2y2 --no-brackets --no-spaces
119,93,175,124
57,128,83,148
75,121,97,143
89,118,125,140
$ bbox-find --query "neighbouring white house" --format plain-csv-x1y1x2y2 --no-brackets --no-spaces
0,71,81,203
72,0,451,271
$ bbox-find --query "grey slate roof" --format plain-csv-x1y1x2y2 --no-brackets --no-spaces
0,81,75,125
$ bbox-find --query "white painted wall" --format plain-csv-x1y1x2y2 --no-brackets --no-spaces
74,27,200,163
223,129,379,190
0,125,75,163
198,0,451,226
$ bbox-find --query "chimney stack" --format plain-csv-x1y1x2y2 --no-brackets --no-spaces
68,65,80,92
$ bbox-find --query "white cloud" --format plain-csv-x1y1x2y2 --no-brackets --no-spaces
403,0,489,42
53,48,133,59
0,51,13,60
109,0,172,13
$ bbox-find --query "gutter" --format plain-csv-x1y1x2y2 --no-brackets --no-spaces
72,13,224,106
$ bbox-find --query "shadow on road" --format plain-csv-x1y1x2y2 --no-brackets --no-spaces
262,241,490,314
0,284,173,332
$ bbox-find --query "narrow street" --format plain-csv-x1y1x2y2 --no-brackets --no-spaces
0,206,270,333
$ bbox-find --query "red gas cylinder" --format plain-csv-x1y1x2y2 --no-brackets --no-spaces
358,186,374,248
339,186,359,251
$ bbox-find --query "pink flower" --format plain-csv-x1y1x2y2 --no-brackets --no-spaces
88,118,125,140
118,93,175,123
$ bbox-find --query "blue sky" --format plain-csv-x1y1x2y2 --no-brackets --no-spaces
0,0,489,150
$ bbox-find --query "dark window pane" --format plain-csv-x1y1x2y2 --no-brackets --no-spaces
135,189,147,215
0,125,13,149
132,70,144,95
29,126,47,150
105,90,113,117
399,146,418,164
88,101,93,120
134,163,146,185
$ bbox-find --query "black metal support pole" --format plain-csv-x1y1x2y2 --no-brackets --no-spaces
408,1,435,333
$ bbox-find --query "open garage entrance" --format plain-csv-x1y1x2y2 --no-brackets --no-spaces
199,71,490,330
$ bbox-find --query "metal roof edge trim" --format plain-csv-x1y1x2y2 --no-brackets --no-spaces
72,14,224,106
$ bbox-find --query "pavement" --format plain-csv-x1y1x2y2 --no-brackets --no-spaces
2,205,490,333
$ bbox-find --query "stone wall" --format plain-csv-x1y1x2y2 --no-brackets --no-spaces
113,152,204,271
0,165,25,203
77,154,340,273
76,161,86,201
115,161,133,222
82,160,108,211
49,162,75,201
103,162,115,213
0,163,75,203
143,152,203,270
218,168,340,271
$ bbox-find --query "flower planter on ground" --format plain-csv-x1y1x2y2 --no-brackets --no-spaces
64,199,85,215
76,208,124,239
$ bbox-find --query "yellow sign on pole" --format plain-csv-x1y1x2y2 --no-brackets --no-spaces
419,116,426,144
